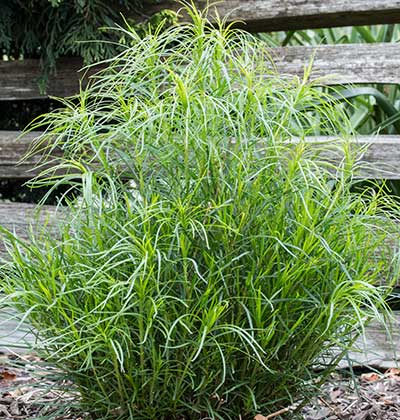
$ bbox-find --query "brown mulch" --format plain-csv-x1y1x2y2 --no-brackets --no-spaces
1,353,400,420
300,368,400,420
0,353,84,419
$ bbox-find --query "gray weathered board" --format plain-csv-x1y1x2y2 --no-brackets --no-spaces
0,310,36,354
0,203,60,254
297,136,400,179
345,314,400,369
0,131,61,178
1,131,400,179
2,43,400,101
147,0,400,32
272,43,400,85
0,58,96,101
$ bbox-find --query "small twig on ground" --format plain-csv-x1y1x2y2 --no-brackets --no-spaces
254,406,290,420
318,396,345,419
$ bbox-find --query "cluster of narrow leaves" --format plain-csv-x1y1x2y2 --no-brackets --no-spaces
1,5,400,420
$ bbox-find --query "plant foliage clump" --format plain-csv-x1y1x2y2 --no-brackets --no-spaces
2,6,400,420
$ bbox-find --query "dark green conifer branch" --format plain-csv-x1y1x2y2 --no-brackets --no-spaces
0,0,176,86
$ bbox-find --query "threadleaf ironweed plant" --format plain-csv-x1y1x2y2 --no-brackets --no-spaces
2,5,400,420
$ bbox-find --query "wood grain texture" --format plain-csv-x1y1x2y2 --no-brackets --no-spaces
148,0,400,32
0,202,60,252
2,43,400,102
0,131,61,179
272,43,400,85
0,202,60,353
1,131,400,179
0,57,90,100
1,304,399,368
303,136,400,179
343,315,400,369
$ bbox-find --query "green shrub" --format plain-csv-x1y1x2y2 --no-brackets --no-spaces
2,5,400,419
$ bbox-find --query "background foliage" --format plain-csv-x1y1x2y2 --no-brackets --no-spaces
261,25,400,136
0,0,176,79
0,0,176,203
260,24,400,196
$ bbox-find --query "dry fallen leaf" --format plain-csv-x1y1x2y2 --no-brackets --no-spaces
380,397,395,406
0,369,17,381
360,372,381,382
385,368,400,378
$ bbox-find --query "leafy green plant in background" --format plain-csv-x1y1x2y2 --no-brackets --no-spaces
2,6,400,420
0,0,177,85
260,24,400,136
261,24,400,195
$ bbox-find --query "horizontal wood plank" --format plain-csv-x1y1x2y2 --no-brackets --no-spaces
1,301,399,368
302,136,400,179
342,314,400,369
148,0,400,32
1,131,400,179
0,57,88,100
0,131,61,179
2,43,400,101
272,43,400,85
0,202,59,253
